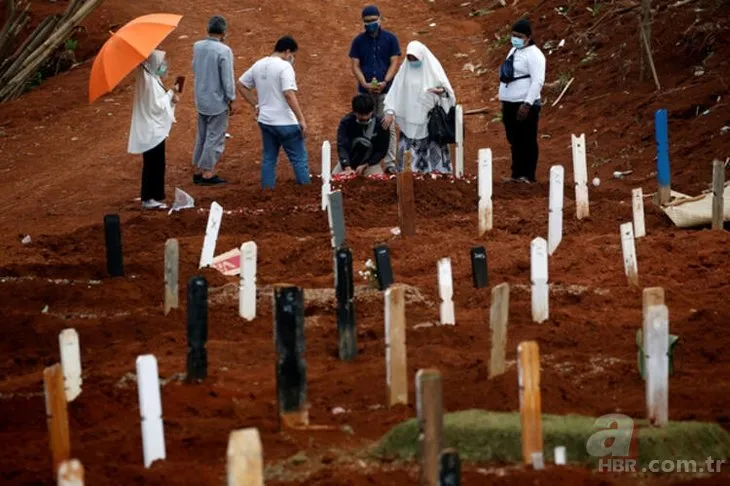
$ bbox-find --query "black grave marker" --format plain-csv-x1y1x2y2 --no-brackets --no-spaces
373,244,394,290
103,214,123,277
186,276,208,381
274,285,307,426
470,246,488,289
335,247,356,361
439,449,461,486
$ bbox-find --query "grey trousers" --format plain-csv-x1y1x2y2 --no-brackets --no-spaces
192,111,228,171
373,93,396,168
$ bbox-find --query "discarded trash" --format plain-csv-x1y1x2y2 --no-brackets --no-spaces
662,184,730,228
212,248,241,276
168,188,195,214
613,170,632,179
21,235,31,244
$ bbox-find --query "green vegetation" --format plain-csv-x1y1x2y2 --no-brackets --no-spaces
374,410,730,470
64,38,78,51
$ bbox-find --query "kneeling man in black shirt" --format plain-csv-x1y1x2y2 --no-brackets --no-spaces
333,94,394,176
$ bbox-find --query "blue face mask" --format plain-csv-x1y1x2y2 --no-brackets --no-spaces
364,21,380,34
409,60,422,68
156,63,168,76
511,36,525,49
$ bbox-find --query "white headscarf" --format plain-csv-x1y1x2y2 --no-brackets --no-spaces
384,41,455,138
127,50,176,154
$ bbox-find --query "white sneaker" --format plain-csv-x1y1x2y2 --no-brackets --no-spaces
142,199,168,209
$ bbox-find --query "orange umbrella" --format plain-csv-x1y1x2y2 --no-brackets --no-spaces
89,13,182,103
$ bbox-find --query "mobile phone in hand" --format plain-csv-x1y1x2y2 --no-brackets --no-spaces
175,75,186,93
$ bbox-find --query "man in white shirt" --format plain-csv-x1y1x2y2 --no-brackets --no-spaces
498,19,546,183
237,36,310,189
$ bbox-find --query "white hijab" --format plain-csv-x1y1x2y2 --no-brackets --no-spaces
384,41,455,137
127,50,176,154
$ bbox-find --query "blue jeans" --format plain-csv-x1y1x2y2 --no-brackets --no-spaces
259,123,310,188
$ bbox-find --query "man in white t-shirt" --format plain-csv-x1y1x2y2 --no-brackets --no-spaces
237,36,310,189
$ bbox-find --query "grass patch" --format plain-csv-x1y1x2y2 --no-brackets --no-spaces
373,410,730,469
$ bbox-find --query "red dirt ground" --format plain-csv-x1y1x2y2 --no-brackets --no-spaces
0,0,729,484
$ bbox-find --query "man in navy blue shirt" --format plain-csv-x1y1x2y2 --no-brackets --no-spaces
349,5,401,174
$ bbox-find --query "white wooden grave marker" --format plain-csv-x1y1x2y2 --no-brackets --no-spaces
227,428,263,486
437,258,455,325
199,202,223,268
477,148,493,235
531,452,545,470
548,165,564,255
136,354,165,468
321,141,331,211
572,134,589,219
59,329,82,402
57,459,84,486
239,241,257,321
554,446,566,465
645,304,669,426
632,188,646,238
620,222,639,286
530,238,549,323
455,105,464,178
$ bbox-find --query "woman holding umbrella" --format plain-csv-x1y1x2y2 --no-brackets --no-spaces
127,50,180,209
89,13,183,209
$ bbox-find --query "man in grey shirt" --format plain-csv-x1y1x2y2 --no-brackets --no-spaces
192,16,235,185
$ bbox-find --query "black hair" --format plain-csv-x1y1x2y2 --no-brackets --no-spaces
512,18,536,46
352,94,375,114
274,36,298,53
208,16,227,35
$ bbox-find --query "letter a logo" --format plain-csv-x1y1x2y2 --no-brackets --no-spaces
586,413,636,458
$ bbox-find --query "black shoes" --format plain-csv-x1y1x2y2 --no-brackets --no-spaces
194,174,227,185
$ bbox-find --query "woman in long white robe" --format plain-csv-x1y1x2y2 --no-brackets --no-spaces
127,50,178,210
383,41,456,173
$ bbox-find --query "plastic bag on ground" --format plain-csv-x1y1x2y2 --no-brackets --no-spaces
168,188,195,215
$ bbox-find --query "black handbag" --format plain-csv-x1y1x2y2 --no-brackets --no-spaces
427,103,456,145
500,48,530,85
